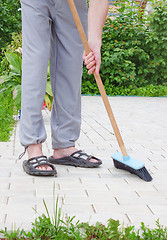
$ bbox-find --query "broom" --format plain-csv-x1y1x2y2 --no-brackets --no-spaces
67,0,152,182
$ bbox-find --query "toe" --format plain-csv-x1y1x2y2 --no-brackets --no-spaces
89,158,99,163
36,165,52,171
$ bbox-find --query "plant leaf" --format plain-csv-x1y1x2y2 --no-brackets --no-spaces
46,81,53,96
44,94,52,111
5,52,22,75
13,85,21,110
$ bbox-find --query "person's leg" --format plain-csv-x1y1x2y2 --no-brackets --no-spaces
49,0,88,156
49,0,100,165
20,0,52,170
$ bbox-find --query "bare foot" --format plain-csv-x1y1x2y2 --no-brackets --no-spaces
53,147,99,163
27,144,52,171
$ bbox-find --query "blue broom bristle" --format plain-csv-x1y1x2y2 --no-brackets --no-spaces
113,159,152,182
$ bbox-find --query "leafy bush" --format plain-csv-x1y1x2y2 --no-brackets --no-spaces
1,0,167,99
82,82,167,97
83,0,150,90
0,32,22,76
82,0,167,94
0,0,21,53
0,87,15,141
0,52,22,111
0,34,21,142
0,38,54,117
146,0,167,84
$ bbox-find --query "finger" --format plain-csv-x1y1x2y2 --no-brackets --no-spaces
84,56,95,67
83,51,94,62
86,55,95,65
86,60,96,70
88,66,96,75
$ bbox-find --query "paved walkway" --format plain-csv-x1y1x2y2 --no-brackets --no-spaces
0,96,167,232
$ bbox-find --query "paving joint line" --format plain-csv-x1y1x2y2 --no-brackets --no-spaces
147,157,152,162
135,191,141,198
147,205,154,215
124,178,129,184
83,112,114,136
81,129,94,144
152,185,158,192
98,173,101,178
91,204,96,213
4,214,7,224
85,190,89,197
82,119,107,141
148,169,154,175
125,213,132,224
6,197,9,205
114,197,120,205
8,183,11,190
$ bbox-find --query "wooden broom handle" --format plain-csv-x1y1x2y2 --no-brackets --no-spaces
67,0,128,157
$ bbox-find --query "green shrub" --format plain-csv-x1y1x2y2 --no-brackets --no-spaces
146,0,167,84
82,0,151,90
82,0,167,94
0,32,22,76
81,82,167,97
0,87,15,142
0,52,22,111
1,0,167,98
0,33,21,141
0,0,21,52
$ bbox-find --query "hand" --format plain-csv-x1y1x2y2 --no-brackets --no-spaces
83,42,101,76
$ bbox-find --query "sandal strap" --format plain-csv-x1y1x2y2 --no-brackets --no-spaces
28,155,47,162
28,156,54,168
71,150,92,162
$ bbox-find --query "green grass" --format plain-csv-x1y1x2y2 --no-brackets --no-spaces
0,87,15,142
1,192,167,240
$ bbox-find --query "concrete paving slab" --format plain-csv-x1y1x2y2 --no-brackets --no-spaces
0,96,167,232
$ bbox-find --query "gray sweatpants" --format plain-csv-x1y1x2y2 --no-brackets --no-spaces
20,0,88,149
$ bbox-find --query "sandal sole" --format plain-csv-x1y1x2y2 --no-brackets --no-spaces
48,157,102,168
23,160,57,177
